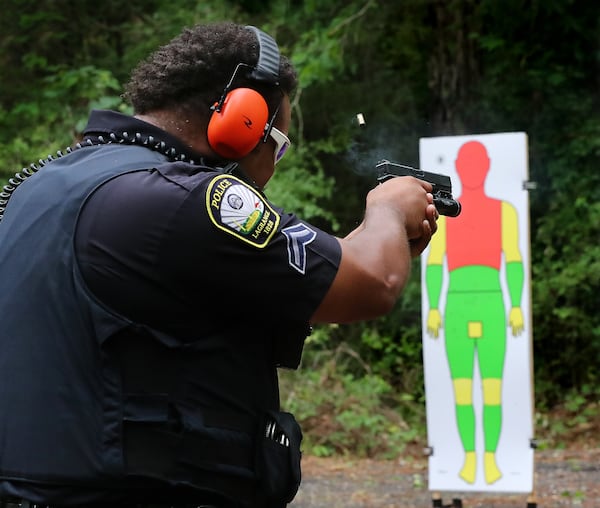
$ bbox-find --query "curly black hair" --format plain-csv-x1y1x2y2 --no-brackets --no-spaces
124,22,297,122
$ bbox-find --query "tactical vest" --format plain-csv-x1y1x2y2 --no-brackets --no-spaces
0,144,264,504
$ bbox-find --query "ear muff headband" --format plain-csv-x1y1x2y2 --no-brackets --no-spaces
245,25,280,84
207,26,281,160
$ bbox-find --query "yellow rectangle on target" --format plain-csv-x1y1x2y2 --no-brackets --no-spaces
468,321,482,338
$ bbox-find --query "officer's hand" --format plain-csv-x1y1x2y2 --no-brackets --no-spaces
367,176,435,241
409,200,438,258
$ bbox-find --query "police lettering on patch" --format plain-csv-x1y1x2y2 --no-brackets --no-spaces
206,174,280,248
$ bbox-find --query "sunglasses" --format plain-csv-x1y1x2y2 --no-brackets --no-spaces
269,127,291,164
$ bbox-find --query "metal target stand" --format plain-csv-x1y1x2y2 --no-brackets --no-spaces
430,491,538,508
431,492,463,507
427,439,539,508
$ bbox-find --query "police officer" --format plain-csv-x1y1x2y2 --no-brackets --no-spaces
0,22,437,508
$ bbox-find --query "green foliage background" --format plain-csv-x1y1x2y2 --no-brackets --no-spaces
1,0,598,456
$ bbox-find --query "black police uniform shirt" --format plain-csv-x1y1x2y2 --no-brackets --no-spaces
75,110,342,413
0,109,342,505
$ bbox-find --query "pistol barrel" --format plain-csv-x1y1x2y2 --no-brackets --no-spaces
375,159,461,217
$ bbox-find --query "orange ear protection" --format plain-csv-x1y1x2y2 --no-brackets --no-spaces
207,26,281,160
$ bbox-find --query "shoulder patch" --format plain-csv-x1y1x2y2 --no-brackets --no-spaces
206,174,280,248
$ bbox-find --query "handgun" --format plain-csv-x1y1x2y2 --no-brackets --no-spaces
375,159,461,217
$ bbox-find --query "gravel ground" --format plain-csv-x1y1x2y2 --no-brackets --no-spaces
290,448,600,507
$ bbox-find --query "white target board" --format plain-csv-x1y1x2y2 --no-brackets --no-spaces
420,132,534,494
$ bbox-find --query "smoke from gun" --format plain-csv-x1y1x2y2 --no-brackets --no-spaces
351,113,461,217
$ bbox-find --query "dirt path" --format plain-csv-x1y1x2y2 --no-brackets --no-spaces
290,448,600,507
